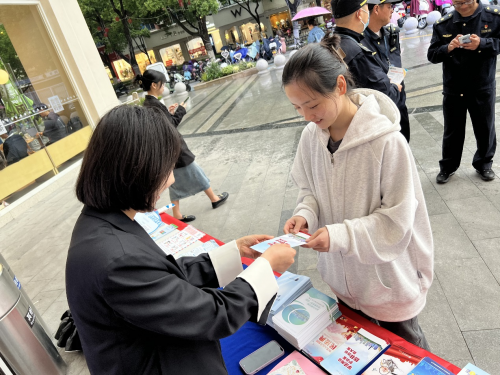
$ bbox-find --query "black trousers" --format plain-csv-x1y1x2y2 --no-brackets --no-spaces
399,101,410,143
440,90,497,172
338,299,431,351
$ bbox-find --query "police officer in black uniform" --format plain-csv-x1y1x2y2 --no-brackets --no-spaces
363,0,410,142
331,0,408,141
428,0,499,183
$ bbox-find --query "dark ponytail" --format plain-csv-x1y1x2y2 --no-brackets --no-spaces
282,33,356,96
134,70,166,91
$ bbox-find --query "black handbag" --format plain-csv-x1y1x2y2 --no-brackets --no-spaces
54,310,82,352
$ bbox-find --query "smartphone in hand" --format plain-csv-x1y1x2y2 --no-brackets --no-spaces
181,96,190,106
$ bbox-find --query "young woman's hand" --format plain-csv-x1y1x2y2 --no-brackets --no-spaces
168,104,178,114
261,244,296,273
302,227,330,252
283,216,308,234
236,234,273,259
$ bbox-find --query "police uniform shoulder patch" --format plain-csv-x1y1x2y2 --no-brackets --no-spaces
358,43,374,53
437,11,453,25
485,5,500,15
383,24,401,34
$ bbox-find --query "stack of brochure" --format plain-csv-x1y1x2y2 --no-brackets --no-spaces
267,272,313,328
272,287,341,350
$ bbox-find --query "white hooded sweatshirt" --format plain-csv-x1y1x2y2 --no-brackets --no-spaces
291,88,434,322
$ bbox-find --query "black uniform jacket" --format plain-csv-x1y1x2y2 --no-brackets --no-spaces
66,206,269,375
335,27,403,105
363,24,403,70
143,95,195,169
428,3,500,94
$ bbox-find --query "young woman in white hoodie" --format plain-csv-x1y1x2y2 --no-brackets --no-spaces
283,35,434,350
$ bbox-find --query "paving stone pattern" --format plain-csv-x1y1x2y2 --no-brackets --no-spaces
2,30,500,374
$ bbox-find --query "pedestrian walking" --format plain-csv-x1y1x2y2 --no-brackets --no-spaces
428,0,498,183
330,0,409,141
136,70,229,222
282,36,433,350
363,0,411,142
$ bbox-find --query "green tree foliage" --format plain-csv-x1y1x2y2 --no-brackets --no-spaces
150,0,219,57
0,25,27,80
78,0,162,75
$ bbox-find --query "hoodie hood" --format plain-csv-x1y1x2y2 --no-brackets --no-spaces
311,88,401,153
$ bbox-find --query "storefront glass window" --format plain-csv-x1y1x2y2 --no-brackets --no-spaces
159,44,185,67
186,38,207,59
136,50,157,73
239,22,260,44
270,11,292,35
112,60,135,82
0,5,92,204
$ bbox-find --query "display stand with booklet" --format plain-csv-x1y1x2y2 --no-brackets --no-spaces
410,357,456,375
272,287,341,350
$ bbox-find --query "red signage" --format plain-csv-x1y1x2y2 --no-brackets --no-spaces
188,47,206,55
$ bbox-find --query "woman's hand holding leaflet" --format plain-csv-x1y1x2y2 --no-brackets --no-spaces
302,227,330,253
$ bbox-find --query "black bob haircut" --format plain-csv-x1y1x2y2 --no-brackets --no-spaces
134,70,167,92
282,34,356,97
76,105,181,212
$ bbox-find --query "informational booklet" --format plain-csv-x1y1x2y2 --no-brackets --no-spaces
319,328,389,375
273,287,337,336
361,345,421,375
268,359,307,375
251,232,310,253
269,351,327,375
135,211,164,235
157,225,204,256
387,66,406,85
409,357,455,375
458,363,491,375
177,239,220,258
271,272,313,314
150,224,177,242
303,316,361,364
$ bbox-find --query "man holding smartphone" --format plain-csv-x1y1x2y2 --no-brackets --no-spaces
428,0,500,183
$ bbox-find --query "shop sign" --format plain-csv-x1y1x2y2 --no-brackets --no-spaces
188,47,206,54
165,60,174,66
231,7,243,17
160,30,187,40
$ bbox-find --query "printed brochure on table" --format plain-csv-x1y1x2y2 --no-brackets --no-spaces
319,328,389,375
303,316,361,364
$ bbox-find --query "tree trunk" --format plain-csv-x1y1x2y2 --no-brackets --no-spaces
121,18,140,75
100,52,117,79
198,17,215,59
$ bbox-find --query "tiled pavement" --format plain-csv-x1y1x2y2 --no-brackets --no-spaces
2,30,500,374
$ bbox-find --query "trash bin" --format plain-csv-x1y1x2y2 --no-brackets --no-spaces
0,263,67,375
0,253,51,337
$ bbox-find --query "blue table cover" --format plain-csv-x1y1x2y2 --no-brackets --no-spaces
220,263,295,374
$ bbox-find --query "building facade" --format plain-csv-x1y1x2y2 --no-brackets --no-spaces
0,0,118,220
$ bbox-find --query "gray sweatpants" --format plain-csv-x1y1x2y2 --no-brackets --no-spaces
338,299,431,351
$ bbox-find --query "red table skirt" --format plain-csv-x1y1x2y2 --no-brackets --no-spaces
160,214,461,374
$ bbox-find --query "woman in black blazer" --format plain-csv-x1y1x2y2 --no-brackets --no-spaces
66,105,295,375
138,70,228,224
